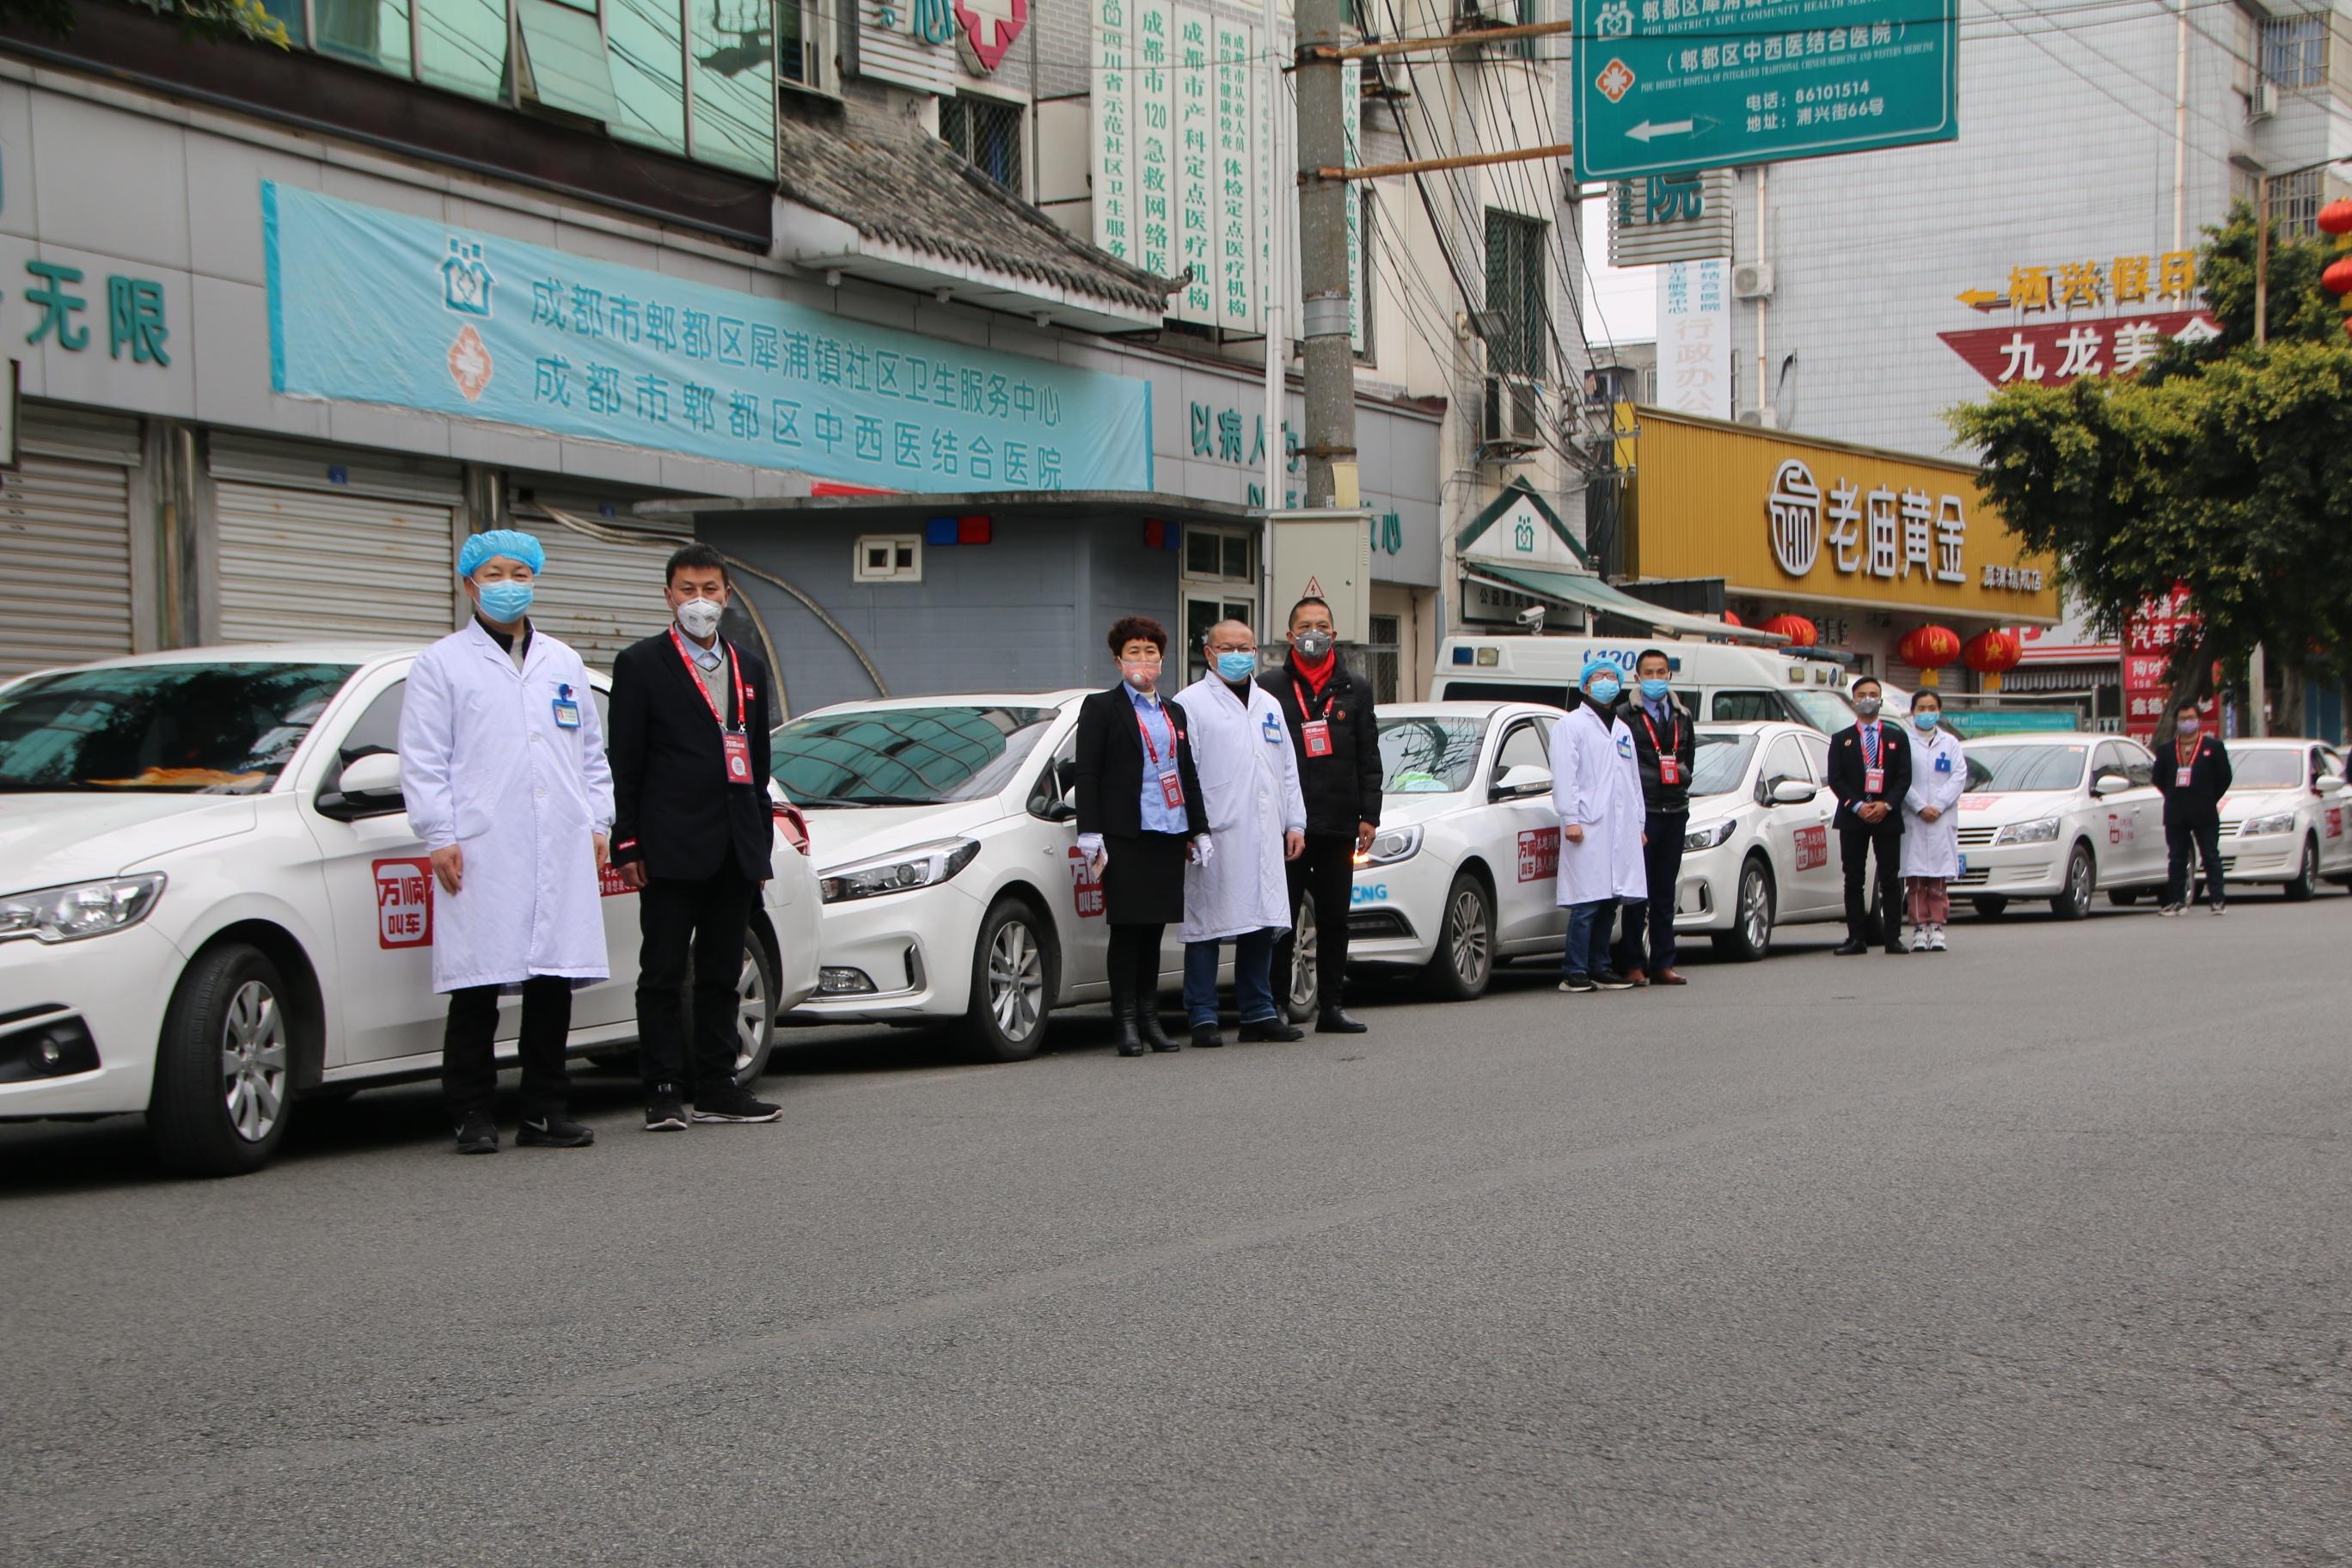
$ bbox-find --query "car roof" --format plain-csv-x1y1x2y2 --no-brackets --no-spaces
1378,700,1562,720
1962,731,2106,744
2227,737,2329,749
18,641,421,674
1694,720,1810,736
788,689,1093,720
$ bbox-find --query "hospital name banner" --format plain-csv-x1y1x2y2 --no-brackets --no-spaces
263,183,1154,493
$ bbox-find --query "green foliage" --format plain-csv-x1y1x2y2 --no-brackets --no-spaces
1951,209,2352,692
0,0,291,46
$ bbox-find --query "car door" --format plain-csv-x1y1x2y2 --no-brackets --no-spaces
2109,739,2165,883
1757,732,1839,916
2319,748,2351,872
1026,723,1113,998
1486,714,1565,950
2087,742,2139,885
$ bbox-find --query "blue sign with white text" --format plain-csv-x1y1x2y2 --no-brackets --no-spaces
263,183,1154,493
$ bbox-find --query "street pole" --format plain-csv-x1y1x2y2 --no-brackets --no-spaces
2256,174,2270,347
1296,0,1356,511
1261,0,1286,526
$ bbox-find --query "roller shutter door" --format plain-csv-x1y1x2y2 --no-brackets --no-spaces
214,482,457,645
520,511,689,675
0,438,138,678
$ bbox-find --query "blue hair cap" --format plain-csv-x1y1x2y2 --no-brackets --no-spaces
1581,658,1620,686
457,528,546,579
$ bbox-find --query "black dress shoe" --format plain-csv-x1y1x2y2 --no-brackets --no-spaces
1316,1007,1369,1034
1239,1018,1304,1043
1192,1024,1226,1048
1883,944,1907,956
1832,939,1869,956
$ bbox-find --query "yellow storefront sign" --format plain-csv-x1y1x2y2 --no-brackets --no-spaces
1619,406,2060,623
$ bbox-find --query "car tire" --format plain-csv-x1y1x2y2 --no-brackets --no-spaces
1283,894,1320,1023
2108,887,2143,907
147,942,297,1179
2050,842,2096,921
1973,896,2010,919
2284,835,2320,902
730,937,779,1085
962,897,1056,1063
1712,854,1773,962
1423,873,1494,1001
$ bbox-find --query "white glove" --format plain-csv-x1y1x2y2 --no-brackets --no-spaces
1077,833,1106,865
1189,836,1215,866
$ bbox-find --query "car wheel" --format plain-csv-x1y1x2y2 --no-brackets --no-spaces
962,897,1055,1063
1423,873,1493,1001
1283,894,1320,1023
731,937,778,1085
2281,835,2319,902
147,943,296,1179
1973,896,2010,919
1712,855,1774,962
2051,842,2095,920
2108,887,2143,907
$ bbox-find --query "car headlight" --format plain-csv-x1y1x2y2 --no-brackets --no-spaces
2242,812,2298,836
1357,824,1423,866
0,873,167,944
1993,817,2061,846
1684,819,1736,851
818,840,981,903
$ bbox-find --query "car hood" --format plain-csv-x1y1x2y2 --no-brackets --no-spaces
1955,791,2079,825
799,799,1014,873
1376,790,1482,828
0,794,260,891
2217,787,2306,818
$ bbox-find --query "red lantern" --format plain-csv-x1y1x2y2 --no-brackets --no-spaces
2320,198,2352,237
2324,255,2352,296
1896,623,1962,688
1758,613,1817,647
1962,628,2024,692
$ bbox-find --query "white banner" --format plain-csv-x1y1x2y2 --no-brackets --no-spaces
1657,258,1732,421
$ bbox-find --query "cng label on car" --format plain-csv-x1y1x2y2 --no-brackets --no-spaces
1067,846,1104,919
1517,827,1560,883
373,858,434,948
1793,824,1828,872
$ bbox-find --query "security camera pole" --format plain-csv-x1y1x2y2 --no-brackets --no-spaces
1296,0,1355,510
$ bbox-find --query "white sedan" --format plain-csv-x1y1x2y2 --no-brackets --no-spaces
0,644,821,1176
2216,739,2352,899
1338,701,1572,999
1674,721,1849,959
1950,732,2171,917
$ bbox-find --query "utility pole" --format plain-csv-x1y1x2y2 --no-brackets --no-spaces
1295,0,1356,510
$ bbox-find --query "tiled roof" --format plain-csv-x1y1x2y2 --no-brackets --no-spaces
775,95,1177,315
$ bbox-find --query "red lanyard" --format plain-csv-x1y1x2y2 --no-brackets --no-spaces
1637,707,1678,759
1134,698,1173,766
2177,735,2200,769
671,628,745,732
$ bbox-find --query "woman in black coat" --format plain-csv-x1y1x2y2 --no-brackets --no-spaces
1074,616,1210,1056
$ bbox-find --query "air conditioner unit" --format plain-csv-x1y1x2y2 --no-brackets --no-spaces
1481,374,1543,457
2251,81,2278,119
1732,260,1775,300
1736,405,1779,429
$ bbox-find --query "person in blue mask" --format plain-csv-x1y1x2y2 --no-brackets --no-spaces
1898,689,1968,952
400,529,613,1155
1547,658,1647,992
1612,648,1699,985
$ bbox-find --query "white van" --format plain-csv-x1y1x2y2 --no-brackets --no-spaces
1431,635,1859,733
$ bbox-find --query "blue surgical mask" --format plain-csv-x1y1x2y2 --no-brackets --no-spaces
1588,678,1621,706
1638,677,1671,701
1914,710,1940,731
1216,650,1257,681
476,581,534,622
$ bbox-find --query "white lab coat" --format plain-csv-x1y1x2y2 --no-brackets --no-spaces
1901,722,1969,878
1548,702,1647,906
399,620,616,993
1173,673,1308,942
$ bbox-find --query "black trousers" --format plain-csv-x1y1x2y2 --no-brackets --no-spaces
1105,922,1167,1008
1841,818,1904,944
636,865,758,1099
1275,831,1355,1007
2165,818,2226,906
1614,809,1689,972
443,977,573,1120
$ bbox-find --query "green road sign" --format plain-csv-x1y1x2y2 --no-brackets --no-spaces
1571,0,1957,184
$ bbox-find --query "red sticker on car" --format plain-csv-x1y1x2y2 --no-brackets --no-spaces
373,858,434,948
1068,845,1105,919
2329,807,2343,841
1794,824,1828,871
1517,827,1559,882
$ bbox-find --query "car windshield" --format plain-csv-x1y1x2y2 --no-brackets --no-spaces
1377,715,1485,793
1691,732,1759,797
1786,687,1858,732
1964,744,2087,793
0,662,358,794
775,704,1059,805
2226,749,2306,790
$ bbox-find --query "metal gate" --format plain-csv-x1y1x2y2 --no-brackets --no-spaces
214,481,457,645
521,508,688,674
0,449,137,678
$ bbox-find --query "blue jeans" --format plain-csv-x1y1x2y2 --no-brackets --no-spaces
1561,898,1617,978
1184,929,1279,1026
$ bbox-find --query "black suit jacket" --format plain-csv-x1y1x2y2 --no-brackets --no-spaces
1258,657,1382,836
1073,683,1210,839
2152,733,2233,827
608,630,775,882
1827,720,1913,830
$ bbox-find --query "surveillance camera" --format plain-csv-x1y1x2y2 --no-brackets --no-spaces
1516,605,1547,630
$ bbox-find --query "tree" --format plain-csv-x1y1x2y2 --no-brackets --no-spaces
0,0,291,46
1950,207,2352,736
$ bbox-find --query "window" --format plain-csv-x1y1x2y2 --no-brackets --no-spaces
1376,715,1485,793
1484,209,1547,380
1710,689,1779,722
315,0,413,75
1512,0,1540,59
1690,732,1758,798
2262,12,2327,88
1493,718,1553,781
853,535,923,582
690,0,781,177
1184,525,1255,585
1761,733,1810,790
516,0,620,121
0,662,358,794
941,94,1026,195
1365,612,1401,704
774,704,1061,805
775,0,833,91
1798,733,1830,781
2269,168,2324,239
322,681,407,811
1184,595,1257,686
2092,741,2132,787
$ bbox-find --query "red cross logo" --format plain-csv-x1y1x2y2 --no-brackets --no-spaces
1596,58,1636,102
448,326,493,402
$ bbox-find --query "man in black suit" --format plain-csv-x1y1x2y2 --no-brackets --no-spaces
2151,696,2233,915
609,543,781,1130
1826,675,1912,956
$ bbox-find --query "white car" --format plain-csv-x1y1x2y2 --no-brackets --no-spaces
1674,722,1850,959
0,644,821,1176
1340,701,1572,998
2216,739,2352,899
1950,732,2171,917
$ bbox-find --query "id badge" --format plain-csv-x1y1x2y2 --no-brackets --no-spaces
1657,757,1681,786
1302,719,1334,758
1865,766,1885,794
2176,766,2193,788
722,731,754,786
551,697,582,730
1936,754,1952,774
1159,769,1185,809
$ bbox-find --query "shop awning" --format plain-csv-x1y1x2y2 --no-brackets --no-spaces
1462,560,1788,646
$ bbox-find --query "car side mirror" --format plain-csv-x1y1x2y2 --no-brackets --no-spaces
1491,763,1552,799
1766,776,1817,805
2317,775,2346,795
2090,771,2132,797
317,751,405,821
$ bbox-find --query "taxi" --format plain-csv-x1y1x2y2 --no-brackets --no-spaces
2216,739,2351,899
1950,732,2171,917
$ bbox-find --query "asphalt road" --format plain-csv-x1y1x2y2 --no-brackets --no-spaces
3,896,2348,1566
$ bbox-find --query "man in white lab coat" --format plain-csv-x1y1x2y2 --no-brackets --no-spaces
1174,621,1308,1048
1547,659,1647,994
400,528,615,1155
